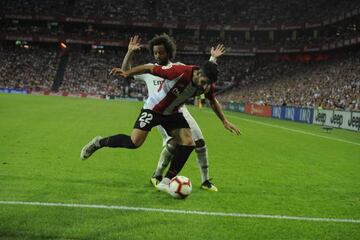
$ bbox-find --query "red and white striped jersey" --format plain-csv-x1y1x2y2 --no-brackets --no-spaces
143,64,215,115
134,62,184,96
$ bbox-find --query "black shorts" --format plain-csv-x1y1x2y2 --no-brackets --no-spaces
134,109,190,134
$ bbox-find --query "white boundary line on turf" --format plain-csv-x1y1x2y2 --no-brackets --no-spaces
1,201,360,224
203,111,360,146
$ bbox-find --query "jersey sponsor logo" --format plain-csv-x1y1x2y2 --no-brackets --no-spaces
153,80,163,86
157,80,165,92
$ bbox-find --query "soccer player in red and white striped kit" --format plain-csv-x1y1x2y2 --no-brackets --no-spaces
80,42,240,193
122,34,228,191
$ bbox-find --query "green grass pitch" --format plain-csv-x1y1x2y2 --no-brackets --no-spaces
0,93,359,240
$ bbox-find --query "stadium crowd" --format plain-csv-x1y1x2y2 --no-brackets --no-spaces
218,51,360,111
1,43,358,111
0,45,59,91
60,49,149,98
2,0,359,25
2,16,359,49
59,49,241,96
1,0,359,111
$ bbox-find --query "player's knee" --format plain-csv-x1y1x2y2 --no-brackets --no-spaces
167,138,177,147
181,138,195,146
132,141,142,148
166,142,176,154
171,128,194,146
132,143,141,149
130,137,143,148
195,139,205,148
130,130,148,148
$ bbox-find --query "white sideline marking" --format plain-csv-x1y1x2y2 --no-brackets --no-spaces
204,111,360,146
1,201,360,224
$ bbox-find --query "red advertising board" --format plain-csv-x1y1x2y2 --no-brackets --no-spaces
244,104,272,117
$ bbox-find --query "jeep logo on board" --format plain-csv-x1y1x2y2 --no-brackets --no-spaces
315,112,326,124
348,116,360,130
330,114,343,126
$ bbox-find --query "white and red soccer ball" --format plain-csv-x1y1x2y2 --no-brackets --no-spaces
169,176,192,199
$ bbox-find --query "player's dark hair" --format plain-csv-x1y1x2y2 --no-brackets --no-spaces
148,33,176,60
200,61,218,83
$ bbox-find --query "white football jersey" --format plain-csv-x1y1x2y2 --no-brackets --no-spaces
133,62,184,96
133,74,163,97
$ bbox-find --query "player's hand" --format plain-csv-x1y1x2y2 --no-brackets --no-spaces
128,35,142,52
223,119,241,135
211,44,226,58
110,68,130,78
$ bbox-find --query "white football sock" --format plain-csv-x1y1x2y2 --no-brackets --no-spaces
154,144,174,177
195,146,209,183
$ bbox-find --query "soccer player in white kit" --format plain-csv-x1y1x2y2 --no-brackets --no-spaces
121,34,227,191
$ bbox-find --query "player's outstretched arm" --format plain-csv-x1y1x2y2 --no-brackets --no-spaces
121,35,142,71
209,97,241,135
111,64,154,78
209,44,226,63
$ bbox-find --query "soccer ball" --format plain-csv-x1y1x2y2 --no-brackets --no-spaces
169,176,192,199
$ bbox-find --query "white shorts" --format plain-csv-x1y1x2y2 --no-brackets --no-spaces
157,105,204,146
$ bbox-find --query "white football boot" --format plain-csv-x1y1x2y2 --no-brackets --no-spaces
156,177,171,193
80,136,102,160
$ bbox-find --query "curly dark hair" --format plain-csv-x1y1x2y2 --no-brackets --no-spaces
148,33,176,60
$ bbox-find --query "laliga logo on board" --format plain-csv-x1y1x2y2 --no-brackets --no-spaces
285,107,295,120
299,108,311,123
